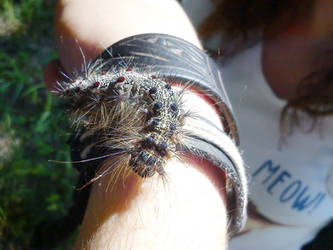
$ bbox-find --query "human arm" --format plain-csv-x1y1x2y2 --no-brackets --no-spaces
45,1,238,249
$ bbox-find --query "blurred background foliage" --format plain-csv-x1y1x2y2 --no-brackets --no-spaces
0,0,77,248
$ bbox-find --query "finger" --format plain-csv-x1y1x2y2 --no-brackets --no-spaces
43,59,65,93
55,0,102,74
54,0,201,74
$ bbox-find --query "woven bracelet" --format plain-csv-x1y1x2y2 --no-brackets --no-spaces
57,33,248,236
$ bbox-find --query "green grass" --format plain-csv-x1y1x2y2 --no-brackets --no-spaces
0,0,77,248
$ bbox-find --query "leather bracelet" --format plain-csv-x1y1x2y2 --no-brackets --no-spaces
99,33,239,145
62,33,247,236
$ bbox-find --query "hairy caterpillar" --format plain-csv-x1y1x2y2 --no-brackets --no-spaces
55,56,189,185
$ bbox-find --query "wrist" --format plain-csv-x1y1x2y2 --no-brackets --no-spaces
74,157,227,250
73,80,229,250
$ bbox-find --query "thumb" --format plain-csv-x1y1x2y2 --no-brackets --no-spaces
43,59,66,93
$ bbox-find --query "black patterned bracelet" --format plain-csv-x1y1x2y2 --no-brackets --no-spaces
57,33,247,236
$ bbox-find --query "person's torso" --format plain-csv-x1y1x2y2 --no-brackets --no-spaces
182,1,333,249
222,44,333,250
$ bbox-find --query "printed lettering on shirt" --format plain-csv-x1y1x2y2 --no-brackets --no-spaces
252,160,326,214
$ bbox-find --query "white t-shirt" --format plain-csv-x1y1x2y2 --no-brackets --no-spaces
182,1,333,249
222,43,333,250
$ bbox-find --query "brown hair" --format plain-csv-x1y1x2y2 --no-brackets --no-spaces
199,0,333,135
281,66,333,136
198,0,303,40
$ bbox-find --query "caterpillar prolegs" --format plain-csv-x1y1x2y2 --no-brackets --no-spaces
55,58,189,180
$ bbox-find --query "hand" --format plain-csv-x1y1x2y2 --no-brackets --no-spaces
44,0,202,91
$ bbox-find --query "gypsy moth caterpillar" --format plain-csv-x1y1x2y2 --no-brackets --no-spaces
56,55,190,187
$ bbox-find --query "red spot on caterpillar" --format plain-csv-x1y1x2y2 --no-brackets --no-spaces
94,81,100,87
151,75,157,79
118,76,125,82
101,72,106,75
126,68,132,71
